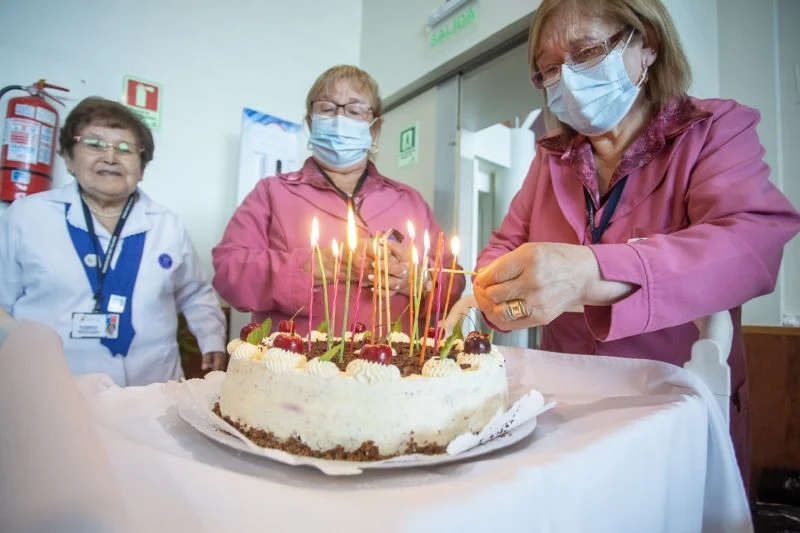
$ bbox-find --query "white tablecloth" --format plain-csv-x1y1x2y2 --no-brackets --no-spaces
71,347,751,533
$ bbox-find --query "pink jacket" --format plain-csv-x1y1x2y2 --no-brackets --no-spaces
478,98,800,402
213,158,464,335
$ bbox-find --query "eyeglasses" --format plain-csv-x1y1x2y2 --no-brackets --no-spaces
531,27,634,89
74,136,143,156
311,100,374,121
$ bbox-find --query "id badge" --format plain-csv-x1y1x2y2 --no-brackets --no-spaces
71,312,120,339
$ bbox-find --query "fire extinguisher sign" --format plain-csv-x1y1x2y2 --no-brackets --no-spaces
122,76,162,131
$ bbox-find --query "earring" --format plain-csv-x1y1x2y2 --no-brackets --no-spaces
369,142,379,155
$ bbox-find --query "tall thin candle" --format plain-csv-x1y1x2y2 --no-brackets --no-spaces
338,206,357,362
383,235,391,346
441,236,460,337
409,245,419,358
419,232,444,364
350,239,368,350
308,218,318,354
370,236,378,340
330,239,340,340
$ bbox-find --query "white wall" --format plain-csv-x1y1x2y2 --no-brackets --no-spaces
361,0,536,102
718,0,800,325
0,0,362,280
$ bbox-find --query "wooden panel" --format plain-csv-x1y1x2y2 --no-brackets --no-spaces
743,326,800,493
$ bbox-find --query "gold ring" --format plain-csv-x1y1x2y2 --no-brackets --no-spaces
504,299,529,321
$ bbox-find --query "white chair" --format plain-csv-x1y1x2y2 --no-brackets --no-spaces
685,311,734,425
444,297,735,425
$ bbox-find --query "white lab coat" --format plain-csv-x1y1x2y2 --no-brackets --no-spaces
0,182,226,386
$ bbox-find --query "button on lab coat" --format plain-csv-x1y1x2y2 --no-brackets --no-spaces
0,182,226,386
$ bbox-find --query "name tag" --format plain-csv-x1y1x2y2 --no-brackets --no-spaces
71,312,120,339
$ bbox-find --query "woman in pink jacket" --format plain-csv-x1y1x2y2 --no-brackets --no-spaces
473,0,800,489
213,65,464,338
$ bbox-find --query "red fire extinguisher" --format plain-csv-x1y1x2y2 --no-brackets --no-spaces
0,80,69,203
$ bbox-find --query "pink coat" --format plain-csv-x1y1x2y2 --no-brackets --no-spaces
477,97,800,483
213,158,464,336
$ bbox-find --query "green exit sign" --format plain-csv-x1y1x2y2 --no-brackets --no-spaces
430,6,477,47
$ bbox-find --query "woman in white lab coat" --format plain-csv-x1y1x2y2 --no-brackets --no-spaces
0,97,226,386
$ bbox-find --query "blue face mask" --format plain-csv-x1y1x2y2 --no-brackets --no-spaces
309,114,373,168
546,32,644,136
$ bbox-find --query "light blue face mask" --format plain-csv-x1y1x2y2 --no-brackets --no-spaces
546,32,645,136
309,114,373,169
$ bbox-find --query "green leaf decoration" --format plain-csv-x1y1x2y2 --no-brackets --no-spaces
260,318,272,335
319,343,341,362
438,331,460,359
391,314,404,333
246,327,264,345
317,319,328,334
488,329,495,343
454,319,464,340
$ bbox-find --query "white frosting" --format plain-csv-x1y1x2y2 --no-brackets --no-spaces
456,352,481,366
386,331,411,344
307,330,328,342
261,348,306,372
353,331,368,343
227,339,244,353
422,357,462,378
232,342,262,361
345,358,401,384
303,357,341,377
219,343,508,457
259,331,282,348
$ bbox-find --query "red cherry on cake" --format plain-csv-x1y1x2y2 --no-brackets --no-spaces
352,321,367,334
272,333,304,354
360,344,393,365
278,319,296,335
239,322,261,341
464,333,491,354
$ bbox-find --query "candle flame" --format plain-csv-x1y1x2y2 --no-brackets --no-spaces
332,238,339,257
423,230,430,251
347,206,357,251
412,245,419,264
450,235,460,256
310,217,319,246
407,221,415,240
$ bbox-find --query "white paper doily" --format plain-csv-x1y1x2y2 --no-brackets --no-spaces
168,372,554,476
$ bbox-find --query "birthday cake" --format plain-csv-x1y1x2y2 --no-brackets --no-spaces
216,320,508,461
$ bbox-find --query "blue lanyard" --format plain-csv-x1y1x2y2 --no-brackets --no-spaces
79,192,137,312
584,176,628,244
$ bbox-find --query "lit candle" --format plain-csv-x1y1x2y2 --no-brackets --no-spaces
383,234,391,347
308,218,318,354
437,236,460,349
330,239,340,342
419,232,444,364
413,231,429,350
351,238,369,350
312,218,331,351
409,245,419,358
338,206,357,362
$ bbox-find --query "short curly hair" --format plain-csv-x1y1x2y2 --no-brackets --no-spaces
59,96,155,167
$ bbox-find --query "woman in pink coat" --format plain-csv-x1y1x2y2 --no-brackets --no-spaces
213,65,464,338
473,0,800,489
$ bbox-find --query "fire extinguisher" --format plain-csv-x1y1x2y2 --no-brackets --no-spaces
0,80,69,203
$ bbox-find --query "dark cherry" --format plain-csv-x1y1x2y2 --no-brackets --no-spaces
278,319,296,334
239,322,261,341
360,344,393,365
272,333,305,354
427,326,444,339
464,334,491,354
352,322,367,334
